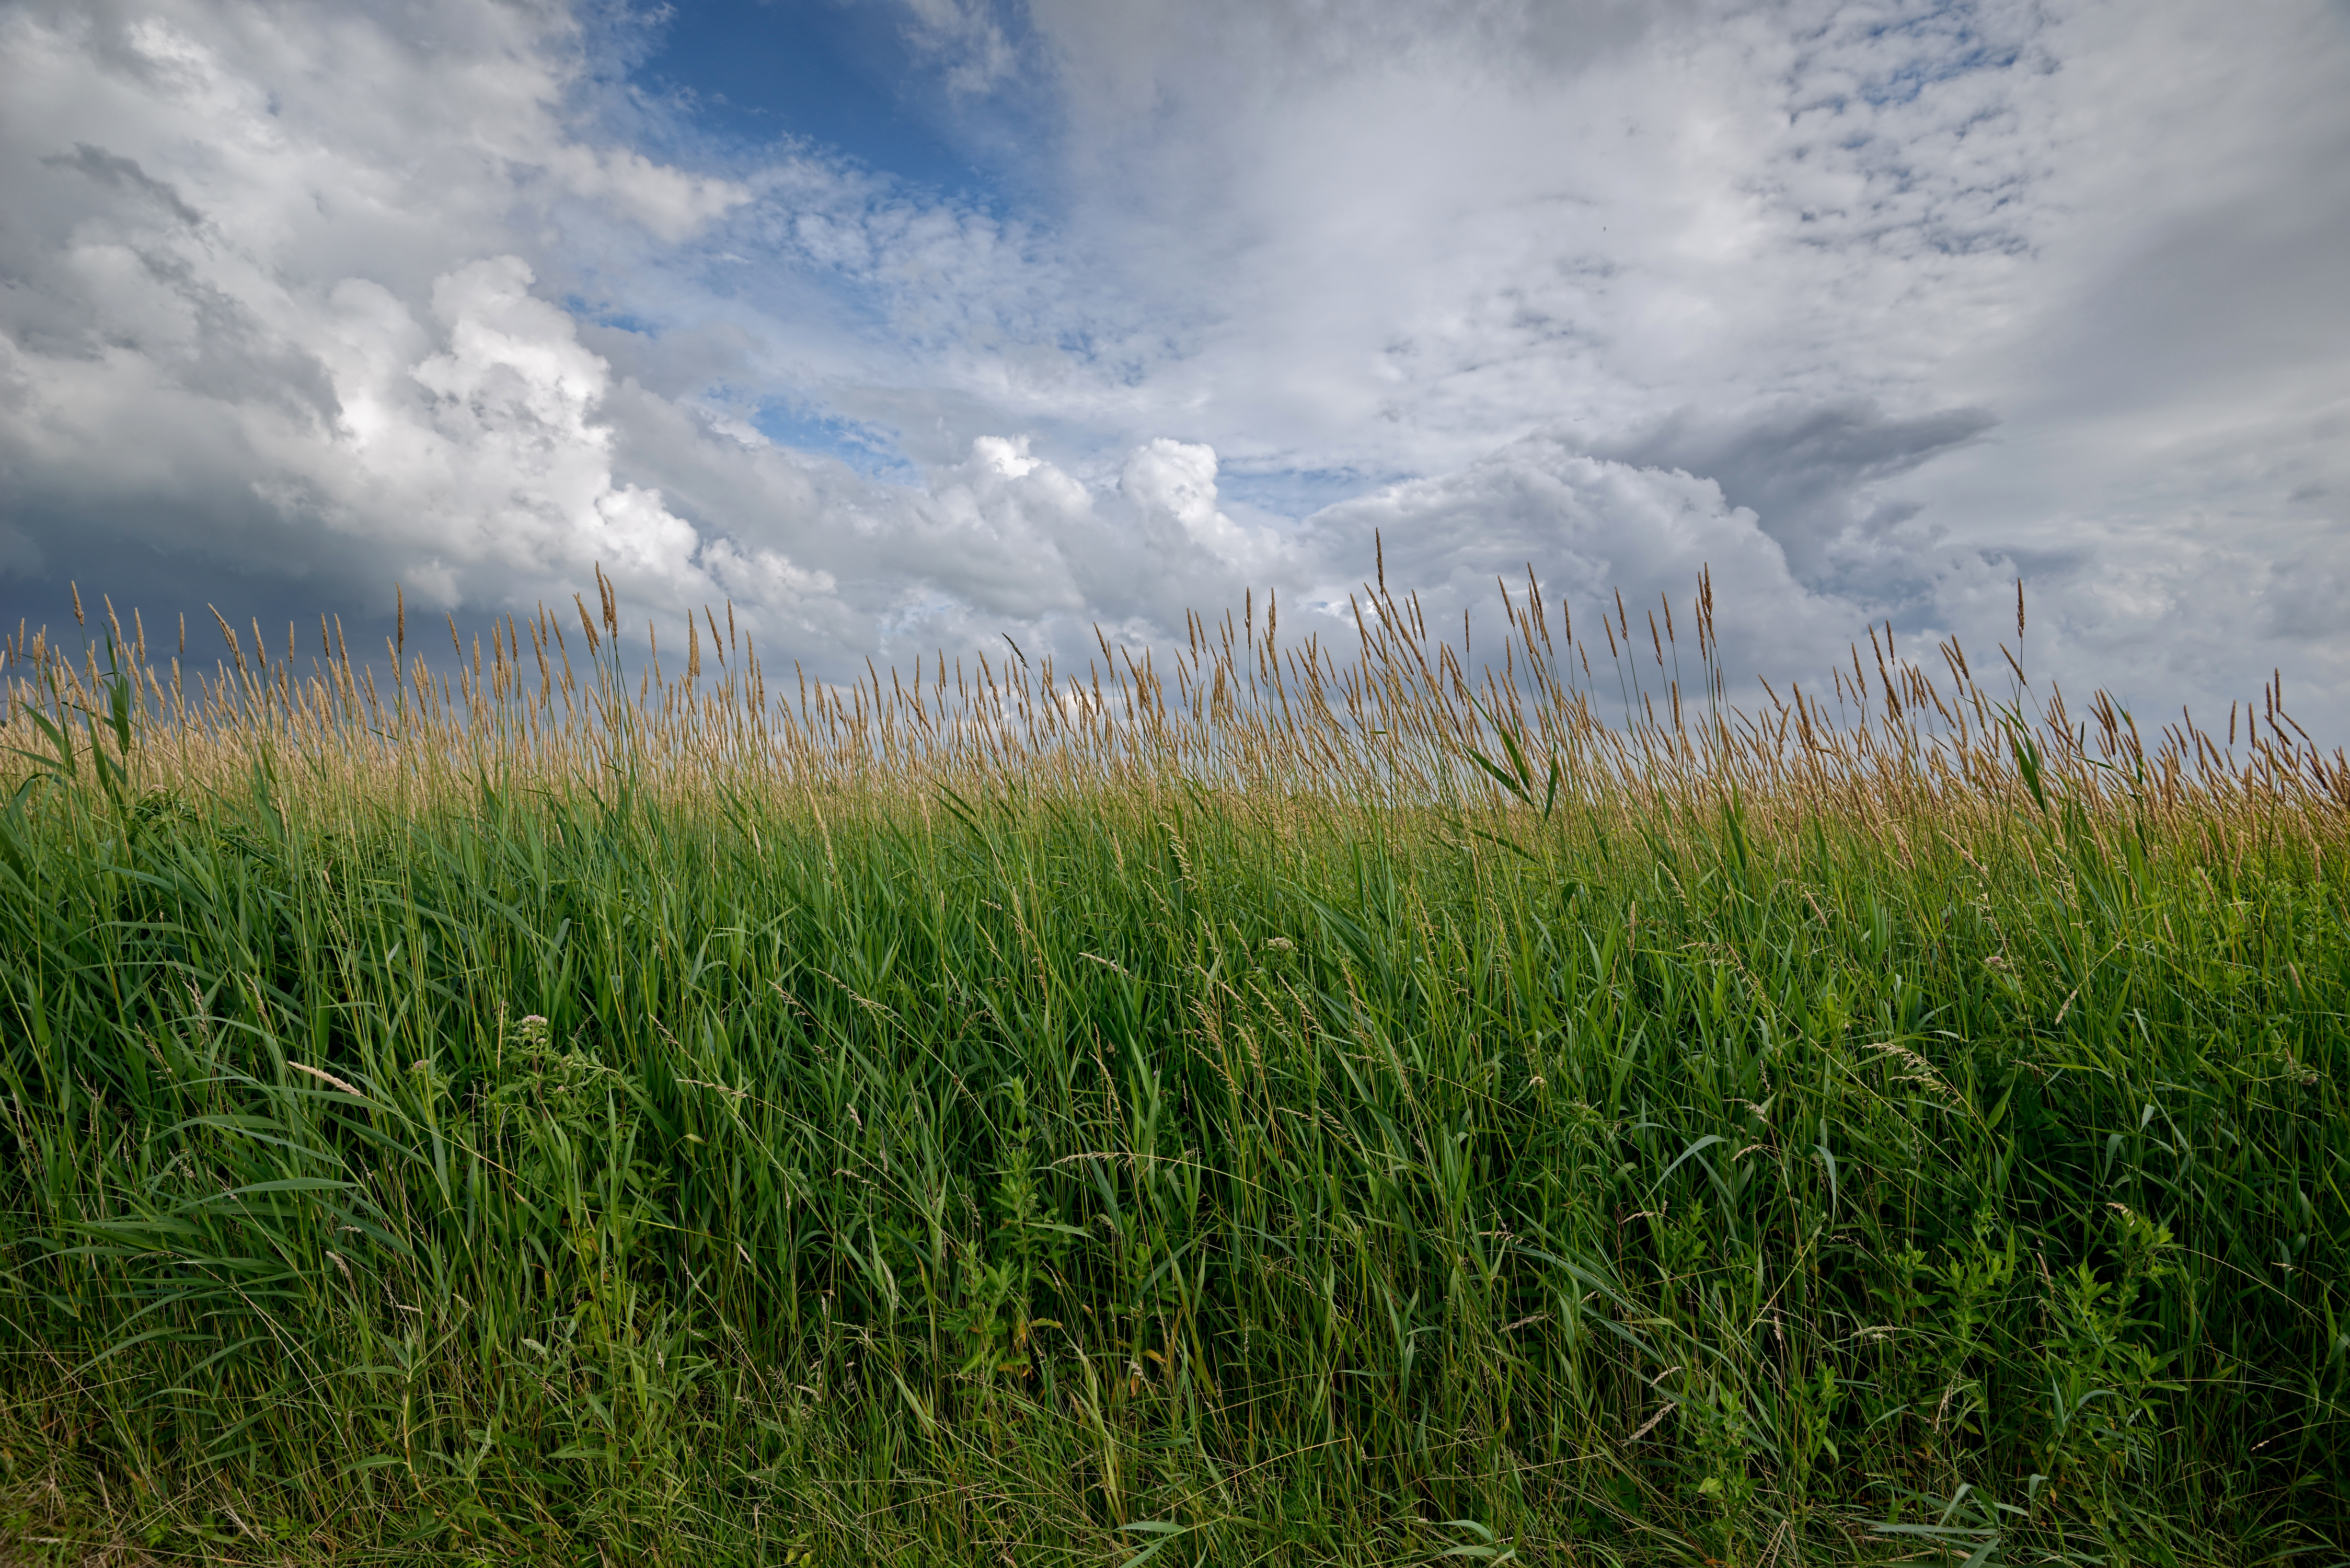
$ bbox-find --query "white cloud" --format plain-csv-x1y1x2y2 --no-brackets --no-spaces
1286,429,1864,690
540,143,747,244
986,0,2350,723
900,0,1020,99
2,0,2345,735
0,0,755,620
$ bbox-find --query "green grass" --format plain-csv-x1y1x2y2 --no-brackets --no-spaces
2,585,2346,1564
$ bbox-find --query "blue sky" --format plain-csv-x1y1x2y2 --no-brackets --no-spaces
2,0,2347,729
633,1,1009,199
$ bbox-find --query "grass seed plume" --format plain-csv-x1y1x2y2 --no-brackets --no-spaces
0,569,2344,1564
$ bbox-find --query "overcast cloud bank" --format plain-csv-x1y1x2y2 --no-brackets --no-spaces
2,0,2345,730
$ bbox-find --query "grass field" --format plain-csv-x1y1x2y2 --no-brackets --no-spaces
2,572,2345,1565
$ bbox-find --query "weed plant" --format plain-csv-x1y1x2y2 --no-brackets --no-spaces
0,571,2344,1564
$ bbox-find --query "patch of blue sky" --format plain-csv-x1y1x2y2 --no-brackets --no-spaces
1215,467,1390,523
565,295,663,338
622,0,1024,204
752,399,919,481
1849,2,2028,107
1858,43,2023,107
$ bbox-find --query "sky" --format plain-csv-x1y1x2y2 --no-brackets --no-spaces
2,0,2346,732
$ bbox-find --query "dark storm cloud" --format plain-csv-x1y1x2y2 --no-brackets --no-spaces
1589,399,1998,591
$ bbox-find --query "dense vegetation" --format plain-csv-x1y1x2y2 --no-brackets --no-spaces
2,577,2345,1564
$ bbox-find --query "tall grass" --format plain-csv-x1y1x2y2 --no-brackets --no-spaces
1,570,2344,1565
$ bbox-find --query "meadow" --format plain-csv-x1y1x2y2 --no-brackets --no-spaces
1,569,2344,1565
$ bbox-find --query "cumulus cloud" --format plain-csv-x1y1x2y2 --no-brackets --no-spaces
912,0,2350,723
2,0,2345,734
0,0,744,619
1588,400,1999,597
1299,432,1846,662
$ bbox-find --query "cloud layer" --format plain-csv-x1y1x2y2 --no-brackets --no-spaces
2,0,2345,731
